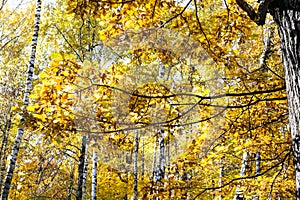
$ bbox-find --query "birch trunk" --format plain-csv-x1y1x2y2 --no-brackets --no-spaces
0,115,11,196
1,1,42,199
254,152,260,200
152,131,165,200
155,131,165,183
76,136,87,200
219,158,224,200
141,139,145,181
82,139,89,197
91,150,97,200
0,134,7,196
133,130,139,200
234,152,248,200
150,136,157,195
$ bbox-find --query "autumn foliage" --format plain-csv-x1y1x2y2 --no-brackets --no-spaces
0,0,294,199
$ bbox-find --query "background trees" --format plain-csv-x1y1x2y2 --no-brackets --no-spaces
0,0,296,199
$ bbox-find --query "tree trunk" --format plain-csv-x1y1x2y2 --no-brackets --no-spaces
0,134,7,196
133,131,139,200
236,0,300,197
269,2,300,198
234,152,248,200
141,139,145,181
219,158,224,200
0,116,11,196
151,131,165,199
1,1,42,199
91,150,97,200
82,138,89,197
67,160,75,200
150,136,157,195
156,132,165,183
254,152,260,200
76,136,87,200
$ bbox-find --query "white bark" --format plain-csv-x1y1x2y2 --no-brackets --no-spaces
1,1,42,199
219,158,224,200
91,150,97,200
0,113,11,197
141,139,145,181
234,152,248,200
154,131,165,183
133,130,139,200
254,152,261,200
150,137,157,196
82,139,89,197
152,138,157,179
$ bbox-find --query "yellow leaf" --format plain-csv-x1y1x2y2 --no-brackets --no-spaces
27,104,38,112
61,71,69,76
39,71,47,79
33,113,46,121
11,106,19,111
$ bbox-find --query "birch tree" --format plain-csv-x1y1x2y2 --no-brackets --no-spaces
76,136,87,200
0,0,295,198
133,130,139,200
91,150,98,200
234,152,248,200
1,0,42,199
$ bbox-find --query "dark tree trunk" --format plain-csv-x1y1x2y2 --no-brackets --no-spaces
76,136,87,200
269,1,300,198
238,0,300,197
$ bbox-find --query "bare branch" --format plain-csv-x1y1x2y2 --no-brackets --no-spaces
236,0,258,21
236,0,273,25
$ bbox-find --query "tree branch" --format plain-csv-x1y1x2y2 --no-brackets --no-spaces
236,0,258,21
192,149,291,199
236,0,273,25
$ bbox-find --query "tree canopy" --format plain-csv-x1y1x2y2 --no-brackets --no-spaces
0,0,298,199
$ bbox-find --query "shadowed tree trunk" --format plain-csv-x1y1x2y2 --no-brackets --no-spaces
1,1,42,199
270,2,300,198
76,136,87,200
236,0,300,197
